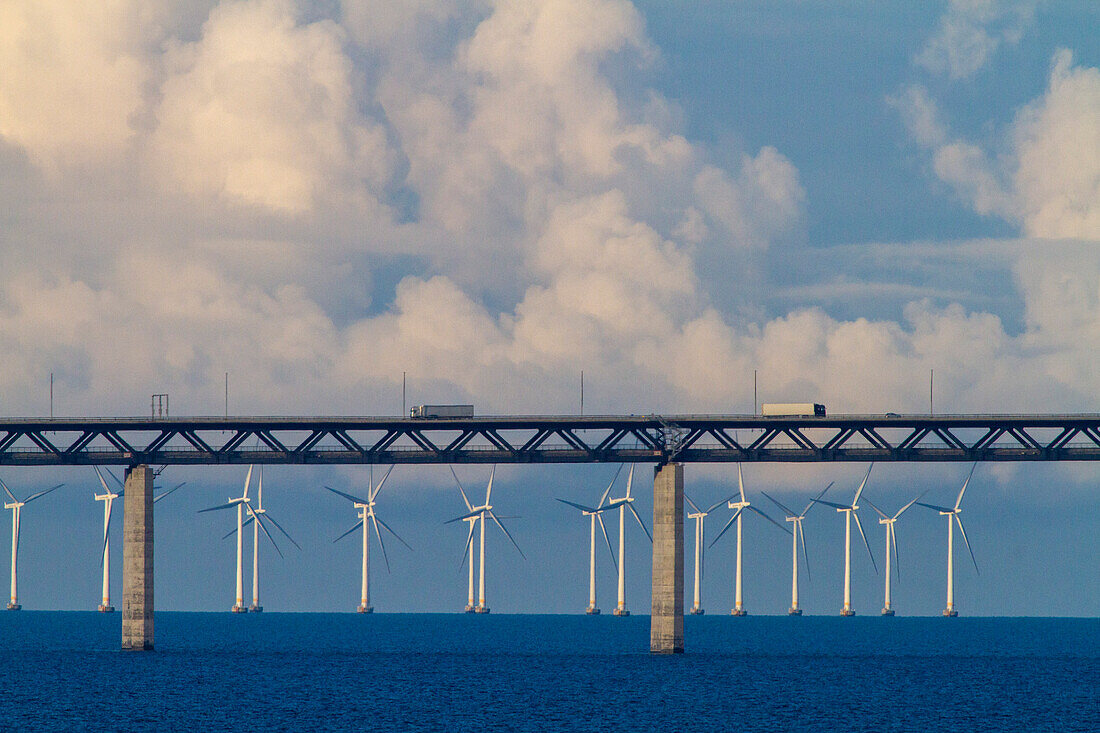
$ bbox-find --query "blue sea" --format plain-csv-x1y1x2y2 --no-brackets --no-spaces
1,613,1097,731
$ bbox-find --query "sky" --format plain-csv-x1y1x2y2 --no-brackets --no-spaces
1,0,1098,616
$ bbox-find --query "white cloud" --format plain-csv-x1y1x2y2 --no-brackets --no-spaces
917,0,1037,80
896,52,1100,240
0,0,160,172
150,0,396,215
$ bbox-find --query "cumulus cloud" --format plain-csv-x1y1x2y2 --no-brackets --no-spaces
917,0,1037,80
4,0,1100,447
150,0,397,215
895,51,1100,240
0,0,160,173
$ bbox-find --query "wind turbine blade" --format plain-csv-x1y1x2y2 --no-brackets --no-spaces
374,515,412,551
863,497,889,521
460,520,475,567
450,467,473,511
248,506,283,559
893,490,928,519
853,464,873,504
891,524,901,581
802,481,834,517
154,482,186,504
852,511,877,573
709,510,740,548
257,465,264,510
259,511,301,551
242,465,254,501
485,465,495,506
955,515,979,574
598,464,624,508
955,462,978,512
222,517,253,540
0,478,15,503
333,519,363,544
596,512,616,569
746,504,791,535
915,501,954,513
812,499,850,510
798,522,810,582
198,499,242,513
24,483,64,504
445,509,482,524
325,485,370,505
625,464,635,499
104,468,123,488
372,465,396,502
93,467,113,494
627,502,652,543
760,490,795,518
556,498,599,513
684,493,701,514
737,464,746,503
489,510,526,560
371,514,391,573
100,521,111,568
706,495,736,514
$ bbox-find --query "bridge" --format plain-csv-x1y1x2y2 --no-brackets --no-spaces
5,413,1100,465
9,412,1100,654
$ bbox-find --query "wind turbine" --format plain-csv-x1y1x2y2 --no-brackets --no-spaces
446,466,524,614
605,464,651,617
3,478,63,610
762,482,833,616
201,465,297,613
917,463,979,617
813,464,877,616
683,492,734,615
864,491,925,616
327,465,411,613
92,467,185,612
556,465,621,614
710,465,789,616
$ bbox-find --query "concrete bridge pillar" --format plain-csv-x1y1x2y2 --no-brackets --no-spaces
650,462,684,653
122,465,154,650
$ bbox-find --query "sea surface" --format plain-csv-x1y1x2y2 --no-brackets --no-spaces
0,613,1097,731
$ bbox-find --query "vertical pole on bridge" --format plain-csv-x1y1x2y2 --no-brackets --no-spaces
122,465,154,650
650,463,684,653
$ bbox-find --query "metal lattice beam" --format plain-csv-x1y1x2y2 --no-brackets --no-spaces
3,414,1100,466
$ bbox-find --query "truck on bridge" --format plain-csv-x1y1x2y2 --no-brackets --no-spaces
410,404,475,418
761,403,826,417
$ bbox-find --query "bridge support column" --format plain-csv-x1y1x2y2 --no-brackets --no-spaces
650,463,684,654
122,465,154,651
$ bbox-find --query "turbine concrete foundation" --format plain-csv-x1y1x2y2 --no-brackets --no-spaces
586,607,600,615
650,463,684,654
121,465,153,651
358,605,373,614
6,602,20,610
788,608,802,616
98,604,115,613
882,608,895,616
689,607,704,615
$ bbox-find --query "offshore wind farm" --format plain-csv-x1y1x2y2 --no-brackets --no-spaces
3,0,1100,730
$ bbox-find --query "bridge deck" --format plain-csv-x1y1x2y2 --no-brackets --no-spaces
3,413,1100,465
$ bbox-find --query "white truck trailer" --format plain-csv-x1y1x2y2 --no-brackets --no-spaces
761,403,826,417
410,404,475,418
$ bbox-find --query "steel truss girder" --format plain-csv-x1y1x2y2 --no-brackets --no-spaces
4,414,1100,465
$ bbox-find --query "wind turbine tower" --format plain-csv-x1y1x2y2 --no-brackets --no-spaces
202,466,298,613
710,465,788,616
328,465,410,613
917,464,979,617
864,491,924,616
93,467,120,612
684,493,733,615
556,465,620,614
3,478,63,611
92,467,184,613
813,465,877,616
447,467,524,614
607,465,651,617
762,482,832,615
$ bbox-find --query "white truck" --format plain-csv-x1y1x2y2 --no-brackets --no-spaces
410,404,475,418
761,403,826,417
